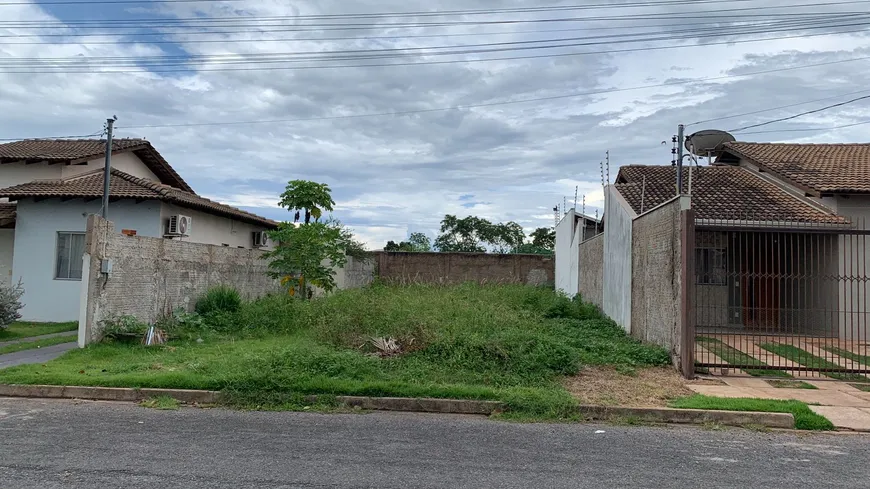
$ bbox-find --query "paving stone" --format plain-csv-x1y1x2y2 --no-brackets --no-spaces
809,406,870,432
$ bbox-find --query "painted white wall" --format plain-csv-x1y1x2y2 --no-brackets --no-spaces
61,152,160,182
160,203,273,250
824,195,870,340
555,209,577,296
0,229,13,286
12,198,162,322
0,161,62,189
604,186,636,333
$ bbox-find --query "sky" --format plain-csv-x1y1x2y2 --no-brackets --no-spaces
1,0,869,248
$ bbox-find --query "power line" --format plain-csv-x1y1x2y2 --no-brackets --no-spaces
0,15,856,46
738,119,870,135
687,88,870,126
729,94,870,132
9,18,866,66
3,24,867,73
108,55,870,131
0,129,105,142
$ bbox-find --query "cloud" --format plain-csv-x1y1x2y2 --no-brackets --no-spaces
3,0,870,247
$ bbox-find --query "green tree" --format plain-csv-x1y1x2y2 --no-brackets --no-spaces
530,227,556,250
384,232,432,252
511,243,554,255
434,215,491,252
265,181,364,298
278,180,335,224
489,221,526,254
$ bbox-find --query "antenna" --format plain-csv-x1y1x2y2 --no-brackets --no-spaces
573,186,578,211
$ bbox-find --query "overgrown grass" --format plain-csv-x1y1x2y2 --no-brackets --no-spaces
759,343,868,382
670,394,835,431
0,335,77,355
0,284,671,419
824,346,870,366
195,285,242,315
140,395,181,410
850,383,870,392
696,337,790,378
0,322,77,341
766,380,817,390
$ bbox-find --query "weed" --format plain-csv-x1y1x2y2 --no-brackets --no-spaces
849,383,870,392
195,285,242,315
140,395,181,410
696,337,790,377
100,315,149,342
670,395,835,431
759,343,868,382
767,380,817,390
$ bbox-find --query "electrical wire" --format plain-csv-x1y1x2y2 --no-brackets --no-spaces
738,119,870,134
688,88,870,126
3,23,867,73
0,129,105,142
107,55,870,131
729,94,870,132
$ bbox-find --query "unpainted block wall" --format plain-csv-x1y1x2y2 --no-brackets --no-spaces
578,234,604,307
80,215,279,342
630,198,683,363
375,251,554,286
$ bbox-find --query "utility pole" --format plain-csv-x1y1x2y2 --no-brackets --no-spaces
101,117,116,219
676,124,684,195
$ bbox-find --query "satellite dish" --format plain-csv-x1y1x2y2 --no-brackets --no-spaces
685,129,735,157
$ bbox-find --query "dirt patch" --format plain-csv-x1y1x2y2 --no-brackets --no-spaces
563,366,697,407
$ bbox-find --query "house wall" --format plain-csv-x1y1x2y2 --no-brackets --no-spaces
578,234,603,308
602,185,635,333
0,161,63,189
568,223,581,296
830,195,870,340
61,152,160,182
160,203,274,250
0,229,13,286
12,198,162,322
79,215,280,343
555,209,578,295
631,197,684,363
374,251,554,286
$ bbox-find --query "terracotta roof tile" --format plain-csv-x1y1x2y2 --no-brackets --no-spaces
0,139,193,193
722,142,870,194
0,169,277,228
614,165,846,224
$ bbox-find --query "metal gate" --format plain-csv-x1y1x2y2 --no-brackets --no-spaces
693,218,870,379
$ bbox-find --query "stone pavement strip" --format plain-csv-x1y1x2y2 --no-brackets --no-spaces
688,377,870,431
0,330,77,348
0,342,77,369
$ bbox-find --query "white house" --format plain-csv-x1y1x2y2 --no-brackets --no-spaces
0,138,278,322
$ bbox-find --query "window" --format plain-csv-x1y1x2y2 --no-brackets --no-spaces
696,248,726,285
56,232,85,280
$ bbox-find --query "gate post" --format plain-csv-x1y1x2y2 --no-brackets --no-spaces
679,207,696,378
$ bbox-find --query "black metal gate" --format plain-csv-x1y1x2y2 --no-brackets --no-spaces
693,219,870,379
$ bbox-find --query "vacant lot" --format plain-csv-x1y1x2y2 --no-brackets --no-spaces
0,284,673,418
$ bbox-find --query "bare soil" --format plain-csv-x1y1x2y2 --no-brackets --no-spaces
563,366,716,407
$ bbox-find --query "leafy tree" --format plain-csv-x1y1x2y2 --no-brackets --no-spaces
530,227,556,251
265,180,365,298
511,243,554,255
278,180,335,224
434,215,491,253
489,221,525,254
384,232,432,252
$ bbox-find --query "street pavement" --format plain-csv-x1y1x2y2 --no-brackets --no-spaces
1,397,868,489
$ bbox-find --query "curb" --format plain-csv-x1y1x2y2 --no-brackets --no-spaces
0,385,503,415
578,405,795,429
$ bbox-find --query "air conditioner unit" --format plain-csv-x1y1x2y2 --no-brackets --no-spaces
166,215,191,237
252,231,269,248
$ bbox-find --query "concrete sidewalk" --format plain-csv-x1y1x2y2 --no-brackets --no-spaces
0,342,77,369
0,331,77,349
689,377,870,431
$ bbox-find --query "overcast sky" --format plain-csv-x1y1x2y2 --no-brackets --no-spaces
1,0,869,247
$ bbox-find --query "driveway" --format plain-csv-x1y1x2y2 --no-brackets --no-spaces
1,397,868,489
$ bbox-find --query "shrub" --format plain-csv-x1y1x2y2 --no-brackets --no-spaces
0,279,24,329
195,285,242,315
100,315,149,342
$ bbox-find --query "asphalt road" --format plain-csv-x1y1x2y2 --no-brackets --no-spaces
0,342,77,369
1,397,868,489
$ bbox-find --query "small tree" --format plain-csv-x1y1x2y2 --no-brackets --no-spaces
264,221,348,299
530,227,556,250
278,180,335,224
383,232,431,252
0,280,24,329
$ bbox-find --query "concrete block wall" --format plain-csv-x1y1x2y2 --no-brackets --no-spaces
374,251,554,286
630,198,683,364
79,215,280,343
577,234,604,307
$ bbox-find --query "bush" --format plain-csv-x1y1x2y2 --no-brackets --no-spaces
195,285,242,315
0,279,24,329
100,315,149,342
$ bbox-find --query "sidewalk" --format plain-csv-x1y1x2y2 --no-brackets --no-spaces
0,342,78,369
0,331,77,348
689,377,870,431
